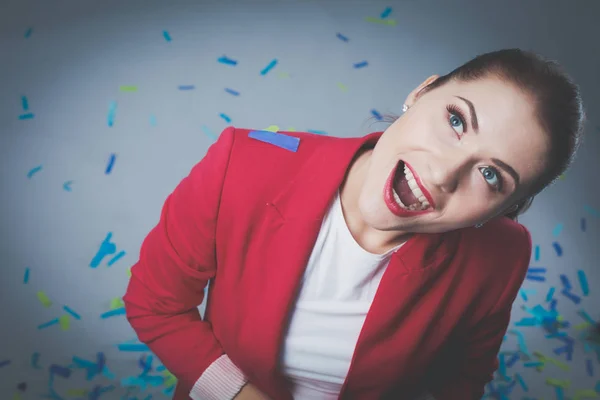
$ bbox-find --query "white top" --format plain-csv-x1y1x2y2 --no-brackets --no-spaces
189,191,407,400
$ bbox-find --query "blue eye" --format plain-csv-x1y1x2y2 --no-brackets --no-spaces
446,105,466,137
479,166,503,191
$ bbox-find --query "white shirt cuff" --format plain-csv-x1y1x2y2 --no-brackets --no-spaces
189,354,249,400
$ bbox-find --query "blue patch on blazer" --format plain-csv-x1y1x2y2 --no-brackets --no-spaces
248,130,300,152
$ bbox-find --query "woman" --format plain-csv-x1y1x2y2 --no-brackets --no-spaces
123,48,585,400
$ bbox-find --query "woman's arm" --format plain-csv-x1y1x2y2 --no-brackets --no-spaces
123,127,249,400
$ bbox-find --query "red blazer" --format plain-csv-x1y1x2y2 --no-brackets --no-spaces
123,126,532,400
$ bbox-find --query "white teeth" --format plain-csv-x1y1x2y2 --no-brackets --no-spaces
395,164,430,210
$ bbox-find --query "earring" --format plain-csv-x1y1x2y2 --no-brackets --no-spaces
402,104,409,112
475,223,484,228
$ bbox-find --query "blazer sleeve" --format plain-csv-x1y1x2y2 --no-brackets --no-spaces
122,126,248,397
427,225,532,400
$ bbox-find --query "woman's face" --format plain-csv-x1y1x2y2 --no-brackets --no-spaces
358,75,551,234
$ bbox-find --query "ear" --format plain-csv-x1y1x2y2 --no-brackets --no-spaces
403,74,440,107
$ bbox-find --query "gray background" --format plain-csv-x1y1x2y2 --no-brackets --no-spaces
1,0,599,398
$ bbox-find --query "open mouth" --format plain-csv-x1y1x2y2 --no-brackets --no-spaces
392,160,433,211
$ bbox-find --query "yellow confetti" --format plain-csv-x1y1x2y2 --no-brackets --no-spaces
286,127,296,132
365,16,397,26
119,85,138,92
59,315,70,331
574,389,598,400
575,322,593,330
559,173,566,180
277,72,290,79
546,378,571,388
127,268,132,277
337,83,348,92
110,297,125,309
162,370,178,387
66,388,88,396
37,291,52,308
262,125,279,133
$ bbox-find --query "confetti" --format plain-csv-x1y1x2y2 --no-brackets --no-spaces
553,223,564,236
353,61,368,68
149,115,157,126
162,31,171,41
38,318,59,329
27,165,42,178
525,274,545,282
371,109,383,120
24,27,33,38
90,232,117,268
248,130,300,152
18,112,34,120
307,129,328,135
107,250,126,266
365,16,397,25
119,85,138,92
224,88,240,96
584,204,599,218
546,287,555,302
380,7,393,18
562,289,581,304
100,307,126,318
31,352,41,369
336,32,349,42
218,55,237,65
107,101,117,127
528,267,546,274
21,96,29,110
0,359,11,368
110,298,124,310
515,373,528,391
586,358,594,376
337,82,348,92
62,180,73,191
560,274,572,290
534,245,540,261
202,125,217,139
552,242,563,256
105,153,116,174
219,113,232,123
58,315,70,331
178,85,195,90
581,217,586,231
23,267,30,284
578,270,589,296
63,305,81,320
262,125,279,132
117,343,150,352
260,59,278,75
37,291,52,308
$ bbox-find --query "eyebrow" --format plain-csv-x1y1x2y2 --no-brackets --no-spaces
455,96,479,133
492,158,520,186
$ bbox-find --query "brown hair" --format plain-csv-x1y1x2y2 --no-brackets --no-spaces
380,48,586,222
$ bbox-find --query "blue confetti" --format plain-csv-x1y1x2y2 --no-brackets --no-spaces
107,250,126,266
202,125,217,139
19,112,34,120
24,267,30,283
248,130,300,152
371,109,383,120
38,318,59,329
336,32,349,42
90,232,117,268
107,101,117,127
578,310,595,325
22,96,29,110
586,358,594,376
560,274,572,290
0,359,10,368
117,343,150,352
307,129,328,135
528,267,546,274
100,307,126,319
515,373,528,392
31,352,41,369
546,287,555,302
552,223,563,236
505,353,519,368
555,386,564,400
353,61,368,68
260,59,278,75
581,217,586,231
63,180,73,191
523,361,543,368
552,242,563,256
218,55,237,65
63,305,81,320
49,364,72,381
162,31,171,41
219,113,231,123
224,88,240,96
149,115,157,126
584,204,599,217
380,7,392,18
561,289,581,304
578,270,589,296
24,27,33,38
525,274,545,282
534,245,540,261
508,329,530,357
178,85,195,90
105,153,116,174
519,289,528,302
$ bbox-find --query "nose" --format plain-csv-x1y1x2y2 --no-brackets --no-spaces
427,152,468,193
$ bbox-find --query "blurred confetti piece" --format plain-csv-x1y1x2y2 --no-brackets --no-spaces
100,307,126,319
546,287,555,302
107,250,126,266
117,343,149,352
286,127,296,132
119,85,138,92
560,274,572,290
21,96,29,110
90,232,117,268
202,125,217,140
127,268,132,277
337,83,348,92
0,359,10,368
149,115,157,126
578,310,595,325
515,373,528,391
260,59,278,75
225,88,240,96
525,274,545,282
584,204,599,217
24,27,33,38
218,55,237,65
353,61,368,68
586,358,594,376
37,291,52,307
562,289,581,304
528,267,546,274
249,130,300,152
509,329,530,357
552,242,563,256
546,378,570,388
18,112,34,120
107,101,117,127
66,389,87,396
178,85,195,90
17,382,26,391
336,32,349,42
162,31,171,41
63,180,73,191
519,289,528,301
12,394,21,400
38,318,59,329
105,153,116,174
381,7,393,18
553,223,563,236
307,129,327,135
23,267,30,284
365,16,397,25
534,245,540,261
371,109,383,120
27,165,42,178
31,352,41,368
49,364,71,380
578,270,589,296
262,125,279,132
63,305,81,320
278,72,290,79
58,315,70,331
559,173,566,180
581,217,586,231
110,297,125,310
219,113,232,123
